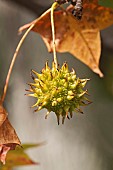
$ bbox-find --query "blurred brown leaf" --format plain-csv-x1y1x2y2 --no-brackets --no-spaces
1,143,40,170
0,100,21,165
19,1,113,77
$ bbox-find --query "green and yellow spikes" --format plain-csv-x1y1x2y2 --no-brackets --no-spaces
27,62,90,124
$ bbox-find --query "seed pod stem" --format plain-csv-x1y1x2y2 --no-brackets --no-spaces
51,2,59,69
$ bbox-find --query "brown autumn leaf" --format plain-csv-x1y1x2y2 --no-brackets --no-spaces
0,100,21,165
19,1,113,77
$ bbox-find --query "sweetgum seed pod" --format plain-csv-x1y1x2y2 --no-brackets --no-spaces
51,89,57,96
57,87,62,93
45,111,50,119
42,85,48,92
28,93,37,97
67,95,74,100
67,77,71,81
64,82,68,88
34,78,40,83
64,105,70,112
32,70,39,77
57,97,63,102
34,88,42,94
78,91,86,97
59,108,63,115
81,81,87,88
32,101,39,108
32,98,42,107
27,62,90,124
61,79,66,84
70,84,77,90
52,101,57,106
71,75,76,81
29,83,39,88
68,90,74,96
45,62,51,71
70,110,73,118
70,105,75,112
42,101,48,106
44,95,50,101
38,106,42,111
71,68,75,74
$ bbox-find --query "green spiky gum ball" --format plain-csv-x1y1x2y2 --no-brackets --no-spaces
27,62,90,125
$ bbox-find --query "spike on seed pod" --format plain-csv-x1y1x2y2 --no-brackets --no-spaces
62,116,66,124
45,111,50,119
30,70,35,80
27,62,90,124
70,111,73,118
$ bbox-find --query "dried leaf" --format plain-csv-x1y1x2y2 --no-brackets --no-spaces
1,143,40,170
19,2,113,77
0,100,21,164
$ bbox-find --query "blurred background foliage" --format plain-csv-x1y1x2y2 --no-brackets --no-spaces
0,0,113,170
